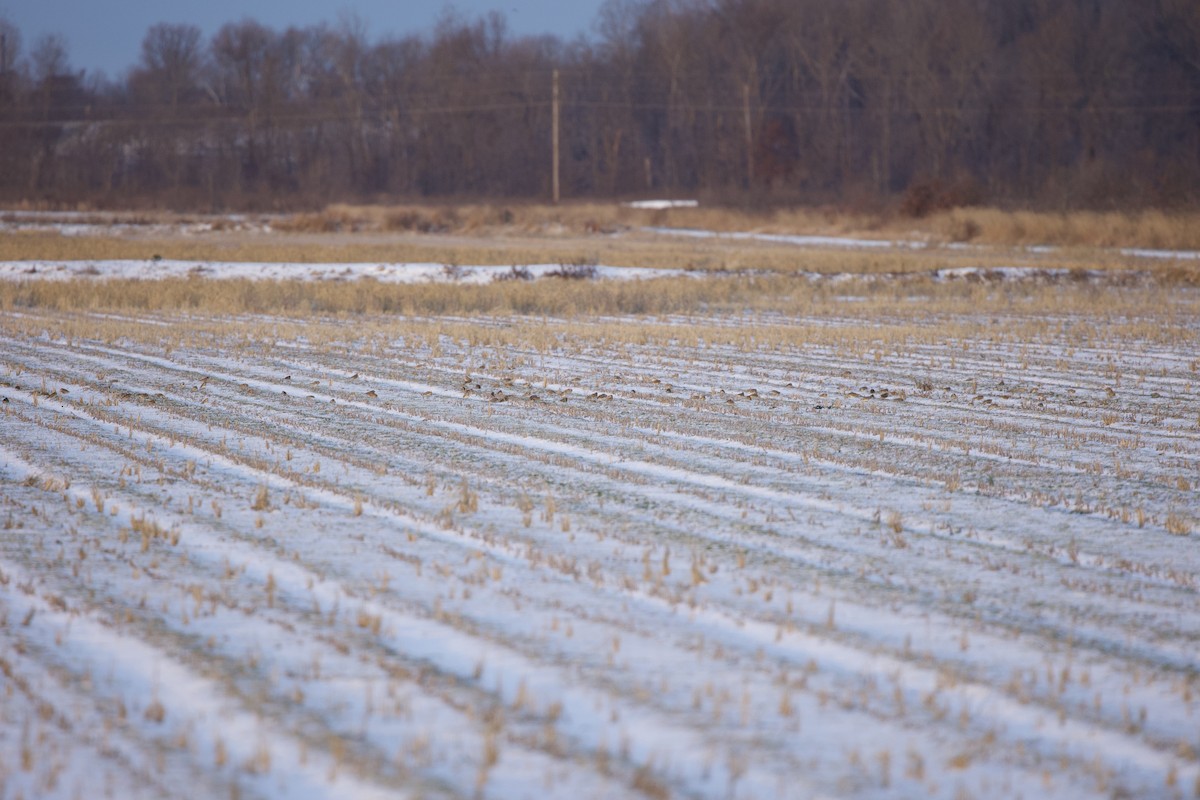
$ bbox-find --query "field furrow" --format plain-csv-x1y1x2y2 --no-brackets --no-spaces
2,294,1198,799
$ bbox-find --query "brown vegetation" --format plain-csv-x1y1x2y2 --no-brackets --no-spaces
7,203,1200,266
268,202,1200,252
2,267,1193,329
0,2,1197,210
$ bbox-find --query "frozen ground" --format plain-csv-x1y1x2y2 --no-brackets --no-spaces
624,200,701,210
0,259,1150,286
1,281,1199,799
0,211,275,238
6,209,1199,262
0,260,680,284
644,226,1200,261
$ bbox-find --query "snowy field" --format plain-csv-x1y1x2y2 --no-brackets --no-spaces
643,226,1200,261
0,259,1160,287
0,260,681,284
0,211,275,238
1,270,1199,799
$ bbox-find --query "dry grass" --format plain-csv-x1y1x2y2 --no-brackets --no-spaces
927,208,1200,250
1,229,1187,286
0,225,942,274
6,203,1200,274
0,273,807,317
2,201,1196,332
2,270,1192,324
3,279,1194,359
269,202,1200,251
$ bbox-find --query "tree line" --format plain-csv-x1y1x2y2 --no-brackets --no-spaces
0,0,1197,211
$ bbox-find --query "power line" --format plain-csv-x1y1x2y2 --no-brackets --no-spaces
0,94,1194,132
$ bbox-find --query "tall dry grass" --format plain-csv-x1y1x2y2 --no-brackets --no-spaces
267,202,897,241
7,200,1200,250
928,208,1200,250
0,274,803,317
3,228,1189,281
4,279,1195,360
0,229,951,274
2,270,1194,329
267,202,1200,251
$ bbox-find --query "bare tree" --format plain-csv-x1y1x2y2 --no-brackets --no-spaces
135,23,204,108
210,19,293,195
2,2,1198,209
31,33,69,84
0,13,20,76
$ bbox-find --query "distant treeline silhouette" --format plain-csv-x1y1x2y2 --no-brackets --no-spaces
0,0,1197,211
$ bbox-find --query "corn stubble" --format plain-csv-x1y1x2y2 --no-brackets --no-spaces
0,231,1197,799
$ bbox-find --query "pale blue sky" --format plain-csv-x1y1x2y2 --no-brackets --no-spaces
0,1,609,80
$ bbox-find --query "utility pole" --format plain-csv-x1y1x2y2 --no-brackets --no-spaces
881,77,891,194
552,69,560,204
742,83,753,188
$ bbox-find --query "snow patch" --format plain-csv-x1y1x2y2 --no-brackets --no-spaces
0,260,685,283
624,199,700,209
